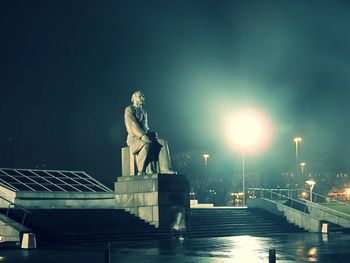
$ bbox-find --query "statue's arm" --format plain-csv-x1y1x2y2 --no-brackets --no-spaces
144,111,150,132
143,112,158,139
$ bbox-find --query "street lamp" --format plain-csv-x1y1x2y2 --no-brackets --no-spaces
300,162,306,174
294,137,302,162
299,162,306,189
306,180,316,202
203,153,210,202
229,112,262,206
293,137,302,188
203,154,210,167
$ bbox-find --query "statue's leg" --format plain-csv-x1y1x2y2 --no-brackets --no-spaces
157,139,175,173
145,142,158,174
136,143,151,174
147,161,157,174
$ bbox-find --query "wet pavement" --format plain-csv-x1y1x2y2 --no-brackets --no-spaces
1,232,350,262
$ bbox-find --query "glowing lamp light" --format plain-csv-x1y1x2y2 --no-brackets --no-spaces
203,153,210,166
344,188,350,200
226,108,273,207
294,137,302,143
306,180,316,202
226,108,273,154
306,180,316,186
230,114,262,147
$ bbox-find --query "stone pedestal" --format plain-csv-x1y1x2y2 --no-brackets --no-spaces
115,173,189,228
121,147,137,176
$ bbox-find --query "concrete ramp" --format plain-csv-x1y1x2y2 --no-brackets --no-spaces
306,201,350,228
247,197,350,233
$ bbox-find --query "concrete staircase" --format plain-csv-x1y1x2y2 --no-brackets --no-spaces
1,207,307,246
0,208,172,246
326,222,350,233
187,207,305,238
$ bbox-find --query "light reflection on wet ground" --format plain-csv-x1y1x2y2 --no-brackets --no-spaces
1,233,350,262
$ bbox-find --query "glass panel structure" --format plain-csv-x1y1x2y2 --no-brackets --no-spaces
0,168,113,193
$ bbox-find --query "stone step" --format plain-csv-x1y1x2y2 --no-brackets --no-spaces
187,208,305,237
36,230,173,245
0,208,169,246
187,228,295,238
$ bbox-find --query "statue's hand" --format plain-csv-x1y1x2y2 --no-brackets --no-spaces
141,134,151,143
146,131,158,140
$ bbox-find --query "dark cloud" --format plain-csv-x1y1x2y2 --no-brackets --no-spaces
1,0,349,185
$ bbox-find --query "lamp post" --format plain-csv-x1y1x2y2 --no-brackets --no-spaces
203,153,210,202
229,112,262,207
300,162,305,174
242,151,245,206
293,137,302,188
203,154,210,167
306,180,316,202
294,137,302,162
299,162,306,189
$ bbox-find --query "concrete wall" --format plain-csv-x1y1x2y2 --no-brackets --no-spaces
0,185,116,209
0,213,30,243
13,192,116,209
0,220,20,243
115,173,189,228
277,203,320,232
306,201,350,228
0,189,116,243
247,198,321,232
0,186,16,207
247,198,285,217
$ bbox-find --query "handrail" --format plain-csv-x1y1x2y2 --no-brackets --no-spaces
0,195,31,214
248,187,350,218
310,191,350,208
307,198,350,220
249,188,310,214
248,187,350,206
0,195,31,229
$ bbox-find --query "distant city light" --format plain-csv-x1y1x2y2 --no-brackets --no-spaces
344,188,350,200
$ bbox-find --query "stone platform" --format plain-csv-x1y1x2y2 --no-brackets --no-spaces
115,173,189,228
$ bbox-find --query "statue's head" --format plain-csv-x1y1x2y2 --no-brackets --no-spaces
131,91,145,106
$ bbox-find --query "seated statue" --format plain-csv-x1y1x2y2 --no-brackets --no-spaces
124,91,175,175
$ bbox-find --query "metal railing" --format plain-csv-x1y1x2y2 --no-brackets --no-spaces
248,188,300,200
248,188,311,214
248,188,350,217
0,195,31,229
309,191,350,208
248,188,350,206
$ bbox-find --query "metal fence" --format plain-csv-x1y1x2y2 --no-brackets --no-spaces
248,187,350,208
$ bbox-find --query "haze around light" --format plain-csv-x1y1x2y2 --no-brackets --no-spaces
226,108,273,155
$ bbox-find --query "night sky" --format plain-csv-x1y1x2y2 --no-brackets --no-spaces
1,0,350,186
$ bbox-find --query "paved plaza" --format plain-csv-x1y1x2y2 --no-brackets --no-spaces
1,232,350,262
